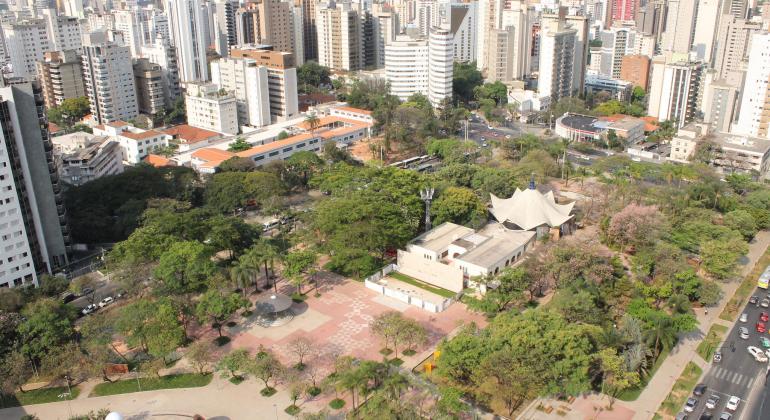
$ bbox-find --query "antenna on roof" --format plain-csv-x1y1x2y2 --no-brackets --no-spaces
529,173,536,190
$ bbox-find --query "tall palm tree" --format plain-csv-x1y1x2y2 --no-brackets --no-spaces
230,263,251,297
257,239,280,292
305,113,320,134
644,316,678,357
238,249,262,293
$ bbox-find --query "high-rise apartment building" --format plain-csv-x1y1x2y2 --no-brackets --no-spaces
691,0,720,63
371,6,398,69
449,3,477,64
543,10,588,95
211,56,271,128
298,0,318,61
112,9,143,57
610,0,637,24
228,48,299,122
62,0,85,18
36,50,86,108
734,33,770,139
428,26,453,107
184,82,238,135
620,54,651,89
235,0,296,56
713,16,761,82
723,0,749,19
538,16,577,101
701,75,740,133
0,80,69,288
133,58,166,116
166,0,209,83
141,36,181,105
661,0,698,54
647,56,705,127
599,27,636,79
316,2,363,71
212,0,238,57
82,41,139,124
41,9,82,52
3,20,51,79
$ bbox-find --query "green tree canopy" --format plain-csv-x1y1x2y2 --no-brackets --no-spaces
204,171,285,213
453,62,483,104
154,241,216,294
432,187,487,228
18,298,76,364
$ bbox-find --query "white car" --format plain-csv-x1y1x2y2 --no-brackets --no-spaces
740,312,748,322
98,296,114,308
748,346,768,362
726,396,740,411
706,394,720,410
740,327,750,339
81,303,98,315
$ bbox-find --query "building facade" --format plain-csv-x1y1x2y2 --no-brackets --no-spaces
229,48,299,122
36,50,86,108
82,42,139,124
184,82,238,135
647,57,705,128
734,33,770,139
166,0,209,83
316,2,363,71
133,58,166,116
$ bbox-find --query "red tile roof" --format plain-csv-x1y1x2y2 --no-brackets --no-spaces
120,129,165,141
48,122,61,133
235,133,317,158
143,154,173,167
333,106,372,116
163,124,220,144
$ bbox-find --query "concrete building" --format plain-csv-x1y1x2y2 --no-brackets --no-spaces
670,124,770,177
112,9,143,57
555,112,646,144
610,0,637,24
371,6,398,69
36,50,86,108
212,0,238,57
166,0,209,83
428,26,453,107
647,56,705,128
184,82,238,135
229,48,299,122
384,29,453,107
620,54,651,90
316,1,363,72
133,58,166,117
599,27,635,79
3,20,51,79
234,0,297,57
448,3,476,64
211,56,271,128
52,132,123,186
701,76,740,133
0,81,69,288
713,16,761,82
734,32,770,139
661,0,698,54
40,9,82,52
538,15,577,101
141,36,181,106
93,121,170,164
691,0,720,63
584,74,634,102
82,41,139,124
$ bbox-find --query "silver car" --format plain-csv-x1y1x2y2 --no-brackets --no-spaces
740,327,750,339
740,312,748,322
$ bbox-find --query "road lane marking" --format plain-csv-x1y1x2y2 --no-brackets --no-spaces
747,376,755,388
736,373,745,385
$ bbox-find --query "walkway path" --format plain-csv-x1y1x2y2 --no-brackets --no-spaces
622,230,770,420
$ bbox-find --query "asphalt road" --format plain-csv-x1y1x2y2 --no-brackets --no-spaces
69,274,121,312
688,289,770,419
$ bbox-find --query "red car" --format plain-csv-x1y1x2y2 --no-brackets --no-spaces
757,322,767,333
761,312,769,322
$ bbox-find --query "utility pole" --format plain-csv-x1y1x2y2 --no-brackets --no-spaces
420,187,435,232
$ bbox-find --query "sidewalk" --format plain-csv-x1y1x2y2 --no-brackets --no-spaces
622,230,770,420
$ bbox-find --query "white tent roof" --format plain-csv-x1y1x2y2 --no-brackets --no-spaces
489,187,574,231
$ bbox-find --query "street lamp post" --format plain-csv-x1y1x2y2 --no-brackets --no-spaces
133,368,142,391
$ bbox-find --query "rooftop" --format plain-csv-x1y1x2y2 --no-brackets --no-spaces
713,132,770,154
143,154,174,167
559,114,603,134
235,133,318,158
331,106,372,116
163,124,220,144
458,227,535,267
120,129,165,141
490,185,574,231
410,222,475,253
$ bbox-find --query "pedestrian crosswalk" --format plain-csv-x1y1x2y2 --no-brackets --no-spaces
711,366,756,388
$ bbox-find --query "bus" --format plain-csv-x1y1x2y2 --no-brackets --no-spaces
758,265,770,289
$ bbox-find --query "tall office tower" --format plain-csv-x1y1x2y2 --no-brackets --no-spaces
734,33,770,138
298,0,318,61
0,80,69,288
316,2,363,71
113,9,143,57
661,0,698,54
228,48,299,121
290,5,305,66
211,56,271,127
538,16,577,101
647,56,705,127
486,27,516,82
701,74,740,132
361,10,377,69
63,0,84,18
713,16,761,82
428,26,453,107
610,0,637,24
82,41,139,123
599,27,636,79
234,0,297,57
133,58,166,116
3,20,51,79
166,0,209,83
371,6,398,69
141,36,181,105
449,2,476,64
40,9,82,52
691,0,721,63
212,0,237,57
543,9,588,95
620,54,651,89
722,0,748,19
385,35,430,101
36,50,86,108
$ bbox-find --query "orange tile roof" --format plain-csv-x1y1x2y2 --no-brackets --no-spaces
333,106,372,116
640,116,661,132
163,124,220,144
192,148,235,164
48,122,61,133
143,154,172,167
107,121,129,128
235,133,317,158
319,125,364,139
120,129,165,141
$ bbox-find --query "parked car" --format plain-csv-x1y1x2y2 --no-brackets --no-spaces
98,296,114,308
719,412,732,420
694,384,708,396
60,292,75,303
81,304,98,316
726,396,740,411
699,413,713,420
740,312,749,322
706,394,720,410
676,413,689,420
761,337,770,348
748,346,768,362
757,322,766,333
750,295,759,305
761,298,769,308
713,350,722,363
685,397,698,412
740,327,750,339
81,287,94,296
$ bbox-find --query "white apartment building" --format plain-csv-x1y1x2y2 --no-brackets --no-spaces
647,56,705,128
3,20,51,79
713,16,761,83
385,28,453,107
599,27,635,79
41,9,82,52
372,6,398,69
691,0,720,63
211,57,272,128
141,36,182,105
661,0,697,55
734,32,770,139
448,3,476,63
185,82,239,135
63,0,85,18
538,18,577,101
316,1,363,71
93,121,170,164
166,0,209,83
82,42,139,124
113,9,143,57
228,48,299,122
428,26,453,107
52,132,124,186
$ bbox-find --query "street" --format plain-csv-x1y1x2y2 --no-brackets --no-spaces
689,290,770,419
69,273,122,312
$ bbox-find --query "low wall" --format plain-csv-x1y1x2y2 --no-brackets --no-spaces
364,265,454,313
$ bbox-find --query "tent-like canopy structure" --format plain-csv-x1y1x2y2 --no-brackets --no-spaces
489,183,574,231
255,293,294,327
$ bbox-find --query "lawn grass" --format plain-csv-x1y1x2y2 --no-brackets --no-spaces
0,386,80,408
696,324,729,361
90,373,212,397
389,272,457,299
657,362,703,416
617,346,670,401
721,247,770,321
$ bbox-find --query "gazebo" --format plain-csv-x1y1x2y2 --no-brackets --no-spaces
254,293,294,327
